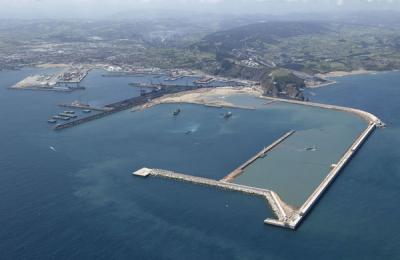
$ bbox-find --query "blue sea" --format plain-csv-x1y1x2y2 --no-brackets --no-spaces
0,68,399,259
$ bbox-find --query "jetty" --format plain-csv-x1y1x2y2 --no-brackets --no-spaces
222,130,295,182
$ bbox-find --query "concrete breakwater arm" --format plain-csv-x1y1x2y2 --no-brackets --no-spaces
292,123,377,228
133,168,296,228
261,96,385,127
221,130,295,182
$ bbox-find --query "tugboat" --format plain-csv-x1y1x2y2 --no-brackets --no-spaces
223,111,232,119
173,108,181,116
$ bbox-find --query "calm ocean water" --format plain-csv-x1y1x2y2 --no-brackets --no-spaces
0,68,399,259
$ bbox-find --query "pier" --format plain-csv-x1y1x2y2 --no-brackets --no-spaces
221,130,295,182
53,85,212,131
53,82,251,131
59,103,111,112
129,82,228,89
54,91,160,130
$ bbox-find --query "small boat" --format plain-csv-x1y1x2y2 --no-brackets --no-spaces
47,119,57,124
64,110,75,114
173,109,181,116
223,111,232,119
305,146,317,152
185,130,192,135
82,109,92,113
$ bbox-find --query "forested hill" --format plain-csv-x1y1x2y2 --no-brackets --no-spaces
195,21,329,53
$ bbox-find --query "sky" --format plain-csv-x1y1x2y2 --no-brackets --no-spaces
1,0,400,19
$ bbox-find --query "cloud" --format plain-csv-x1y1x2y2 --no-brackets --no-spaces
0,0,400,18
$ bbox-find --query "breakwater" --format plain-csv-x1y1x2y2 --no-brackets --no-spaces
291,122,377,228
133,168,296,228
131,95,384,229
262,96,385,127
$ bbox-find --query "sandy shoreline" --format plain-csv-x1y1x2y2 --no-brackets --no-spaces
316,69,376,78
133,87,263,111
35,63,71,69
305,80,337,89
305,69,377,89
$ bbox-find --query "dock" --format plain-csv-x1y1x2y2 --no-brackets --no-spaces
10,66,91,92
57,68,90,84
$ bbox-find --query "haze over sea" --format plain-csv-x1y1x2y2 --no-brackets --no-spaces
0,69,399,259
